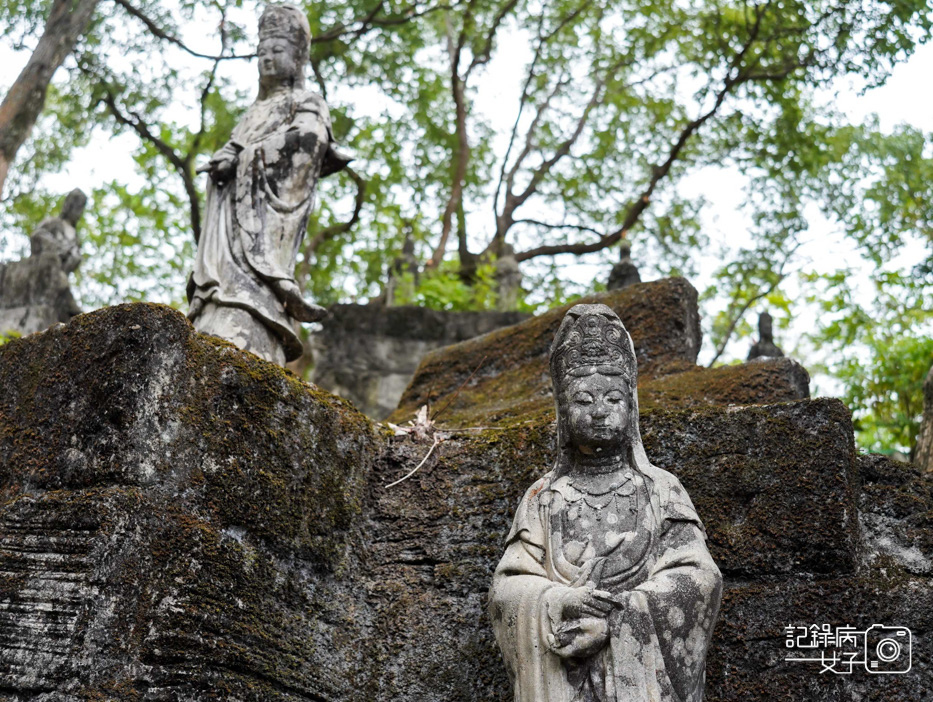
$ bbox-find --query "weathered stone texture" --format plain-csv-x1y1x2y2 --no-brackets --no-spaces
638,356,810,411
711,572,932,701
642,399,859,577
0,304,379,699
857,453,933,576
308,303,527,420
1,278,931,701
0,253,77,336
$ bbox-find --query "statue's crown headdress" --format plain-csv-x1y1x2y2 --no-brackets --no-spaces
259,3,311,53
550,304,636,388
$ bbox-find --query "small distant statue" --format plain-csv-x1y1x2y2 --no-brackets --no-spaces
607,240,641,291
187,2,351,365
385,234,419,306
31,188,86,277
747,311,784,360
0,188,86,332
494,243,523,311
489,304,722,702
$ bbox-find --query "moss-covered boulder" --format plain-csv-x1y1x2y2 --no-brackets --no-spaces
638,356,809,411
391,278,808,428
711,569,932,701
390,277,704,427
642,399,859,576
0,304,379,699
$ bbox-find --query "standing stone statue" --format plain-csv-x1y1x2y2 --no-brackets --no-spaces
747,311,783,360
489,304,722,702
495,243,523,311
0,188,86,335
607,240,641,291
385,234,419,306
187,3,351,365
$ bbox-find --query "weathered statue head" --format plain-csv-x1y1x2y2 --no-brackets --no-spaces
258,3,310,92
60,188,87,226
550,304,640,473
758,310,774,342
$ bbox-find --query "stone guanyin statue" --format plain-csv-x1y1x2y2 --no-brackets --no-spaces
187,2,351,365
489,304,722,702
747,311,784,361
0,188,86,336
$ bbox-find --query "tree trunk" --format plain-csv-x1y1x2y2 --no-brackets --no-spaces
913,364,933,472
0,0,100,198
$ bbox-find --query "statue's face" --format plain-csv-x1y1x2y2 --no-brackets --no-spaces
61,189,87,225
258,37,299,82
562,372,630,455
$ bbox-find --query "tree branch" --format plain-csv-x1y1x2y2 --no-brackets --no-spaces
311,1,456,44
512,218,604,237
113,0,253,61
0,0,100,198
466,0,521,75
305,167,366,255
493,0,591,227
514,4,781,262
427,7,476,268
188,7,228,162
706,240,801,367
501,75,565,209
98,87,202,243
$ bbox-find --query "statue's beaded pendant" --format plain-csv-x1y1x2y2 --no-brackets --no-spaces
546,470,654,584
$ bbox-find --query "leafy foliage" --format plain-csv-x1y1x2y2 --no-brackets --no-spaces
806,267,933,454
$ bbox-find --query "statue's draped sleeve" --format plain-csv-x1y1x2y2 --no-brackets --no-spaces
489,477,572,702
489,469,722,702
230,91,332,283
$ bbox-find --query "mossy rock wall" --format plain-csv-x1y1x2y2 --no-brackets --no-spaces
0,304,379,699
390,278,704,427
1,290,931,700
391,278,808,428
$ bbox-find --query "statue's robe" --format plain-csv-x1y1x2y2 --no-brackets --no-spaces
489,462,722,702
189,87,348,363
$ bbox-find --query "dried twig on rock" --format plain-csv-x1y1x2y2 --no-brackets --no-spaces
385,433,441,489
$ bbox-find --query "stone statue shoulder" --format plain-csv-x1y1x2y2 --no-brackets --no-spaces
504,473,553,545
636,459,704,531
293,89,331,121
291,89,352,177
